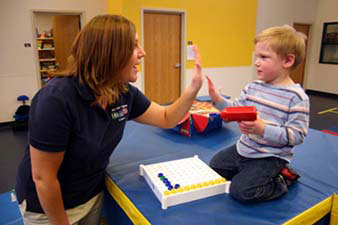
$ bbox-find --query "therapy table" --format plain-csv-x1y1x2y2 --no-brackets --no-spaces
104,121,338,225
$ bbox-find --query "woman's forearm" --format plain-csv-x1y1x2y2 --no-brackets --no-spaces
34,178,70,225
163,45,202,127
163,83,200,128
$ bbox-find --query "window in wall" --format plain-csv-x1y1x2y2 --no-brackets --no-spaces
319,22,338,64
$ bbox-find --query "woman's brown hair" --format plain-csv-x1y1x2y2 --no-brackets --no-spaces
55,14,136,106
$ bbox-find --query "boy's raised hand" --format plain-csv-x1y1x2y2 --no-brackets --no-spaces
206,75,223,103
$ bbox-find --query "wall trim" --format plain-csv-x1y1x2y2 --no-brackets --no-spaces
0,121,13,128
305,89,338,99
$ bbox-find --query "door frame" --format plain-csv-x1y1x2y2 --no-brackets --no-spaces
141,8,186,94
31,9,85,88
292,22,312,87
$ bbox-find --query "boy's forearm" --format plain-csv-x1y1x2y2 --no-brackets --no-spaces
210,91,224,104
263,124,307,146
213,97,235,111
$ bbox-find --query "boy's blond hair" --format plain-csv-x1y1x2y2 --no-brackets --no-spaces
255,25,307,70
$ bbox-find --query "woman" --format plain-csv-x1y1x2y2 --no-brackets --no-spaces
16,14,203,225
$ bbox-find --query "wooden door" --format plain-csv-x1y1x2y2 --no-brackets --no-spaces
291,23,311,86
53,15,81,71
144,12,181,105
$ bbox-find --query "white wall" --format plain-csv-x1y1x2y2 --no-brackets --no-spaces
257,0,319,90
0,0,106,123
306,0,338,94
256,0,318,34
35,13,53,36
257,0,338,95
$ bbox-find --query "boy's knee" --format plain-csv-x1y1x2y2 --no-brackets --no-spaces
229,182,258,203
230,180,270,203
229,176,288,203
209,158,217,168
209,153,223,169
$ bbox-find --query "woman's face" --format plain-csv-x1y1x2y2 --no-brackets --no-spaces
120,33,146,83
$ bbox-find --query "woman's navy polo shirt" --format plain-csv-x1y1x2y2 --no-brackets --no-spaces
15,76,151,213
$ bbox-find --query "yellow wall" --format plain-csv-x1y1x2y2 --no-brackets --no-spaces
107,0,123,15
107,0,257,68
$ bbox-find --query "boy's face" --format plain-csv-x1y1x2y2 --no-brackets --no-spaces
254,41,286,84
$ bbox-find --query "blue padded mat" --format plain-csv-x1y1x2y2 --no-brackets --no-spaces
0,191,24,225
105,121,338,225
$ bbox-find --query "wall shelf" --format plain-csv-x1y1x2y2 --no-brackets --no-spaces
37,37,53,40
36,37,58,86
40,69,56,72
38,48,55,51
39,58,56,62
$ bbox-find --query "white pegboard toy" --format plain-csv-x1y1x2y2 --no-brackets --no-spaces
140,155,230,209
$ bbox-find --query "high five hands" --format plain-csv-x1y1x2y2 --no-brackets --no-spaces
206,75,265,137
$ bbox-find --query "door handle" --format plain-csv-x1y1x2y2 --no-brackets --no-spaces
175,63,181,68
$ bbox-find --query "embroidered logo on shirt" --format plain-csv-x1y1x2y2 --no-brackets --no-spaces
111,105,128,122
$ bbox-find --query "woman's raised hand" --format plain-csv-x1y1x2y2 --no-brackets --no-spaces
191,46,203,91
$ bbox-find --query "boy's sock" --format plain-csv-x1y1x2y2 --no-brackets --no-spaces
275,174,288,190
279,164,300,186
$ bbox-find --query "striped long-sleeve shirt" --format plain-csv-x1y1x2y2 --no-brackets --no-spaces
214,80,310,162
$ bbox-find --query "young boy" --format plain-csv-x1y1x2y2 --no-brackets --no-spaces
207,25,309,203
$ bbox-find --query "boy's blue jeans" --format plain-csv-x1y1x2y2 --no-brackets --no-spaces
209,145,288,203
